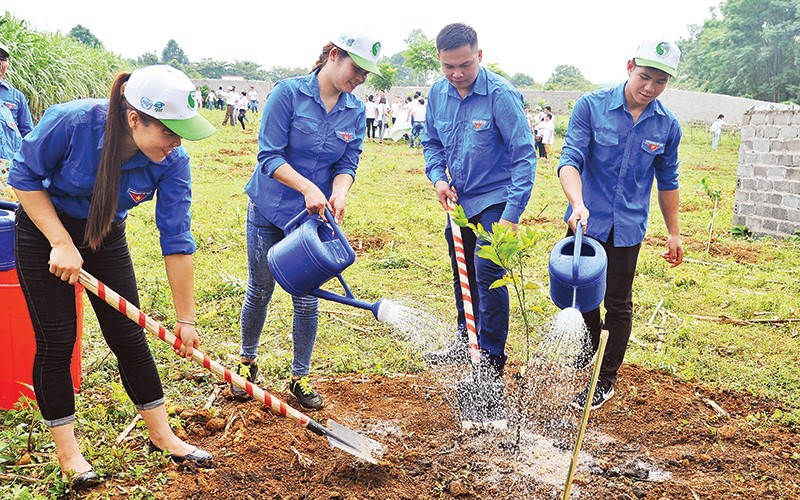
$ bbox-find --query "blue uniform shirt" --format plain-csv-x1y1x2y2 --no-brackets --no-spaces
557,82,681,247
422,66,536,223
0,80,34,136
246,72,365,229
9,99,196,256
0,103,21,159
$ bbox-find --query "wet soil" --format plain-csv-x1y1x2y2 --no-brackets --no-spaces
90,363,800,499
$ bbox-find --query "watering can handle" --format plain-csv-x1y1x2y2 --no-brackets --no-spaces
0,200,19,211
572,220,584,281
283,206,343,234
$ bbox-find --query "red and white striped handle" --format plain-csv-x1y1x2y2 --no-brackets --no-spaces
78,269,312,428
447,209,481,365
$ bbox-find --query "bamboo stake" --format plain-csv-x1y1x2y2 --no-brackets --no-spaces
563,330,609,500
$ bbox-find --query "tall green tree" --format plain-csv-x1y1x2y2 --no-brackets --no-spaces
545,65,595,90
486,63,509,80
133,51,160,67
368,63,398,92
679,0,800,103
162,39,189,67
68,25,103,49
510,73,535,88
402,29,439,84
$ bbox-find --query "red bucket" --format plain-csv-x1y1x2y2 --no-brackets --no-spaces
0,269,83,410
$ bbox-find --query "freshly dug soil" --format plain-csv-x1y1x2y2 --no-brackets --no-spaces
100,364,799,499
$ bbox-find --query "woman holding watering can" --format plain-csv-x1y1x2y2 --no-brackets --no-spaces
233,31,381,410
8,65,216,491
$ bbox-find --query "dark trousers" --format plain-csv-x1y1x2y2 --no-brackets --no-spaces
445,203,509,368
572,227,641,385
15,209,163,426
365,118,375,139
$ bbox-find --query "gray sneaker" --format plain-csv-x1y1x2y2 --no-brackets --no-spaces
289,376,324,410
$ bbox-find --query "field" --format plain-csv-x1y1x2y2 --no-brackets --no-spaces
1,109,799,499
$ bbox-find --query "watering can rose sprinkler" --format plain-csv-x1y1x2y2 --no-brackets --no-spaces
267,207,397,321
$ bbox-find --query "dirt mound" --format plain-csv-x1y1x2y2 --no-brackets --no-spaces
99,365,798,499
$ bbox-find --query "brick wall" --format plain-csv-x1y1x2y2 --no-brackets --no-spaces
733,108,800,237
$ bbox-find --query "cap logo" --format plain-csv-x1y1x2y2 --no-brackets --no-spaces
339,35,356,48
153,101,165,113
655,42,670,58
371,42,381,58
139,97,153,110
187,91,196,109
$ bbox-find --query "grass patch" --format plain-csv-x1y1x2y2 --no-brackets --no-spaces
2,111,800,496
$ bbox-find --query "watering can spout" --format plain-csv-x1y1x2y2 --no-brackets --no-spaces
373,299,393,323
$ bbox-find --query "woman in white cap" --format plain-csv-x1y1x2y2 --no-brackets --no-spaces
233,31,381,410
8,65,216,491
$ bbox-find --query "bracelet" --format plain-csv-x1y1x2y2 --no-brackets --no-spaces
177,319,196,326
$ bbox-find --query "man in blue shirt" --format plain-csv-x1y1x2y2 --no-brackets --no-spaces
422,23,536,394
558,40,684,411
0,40,33,137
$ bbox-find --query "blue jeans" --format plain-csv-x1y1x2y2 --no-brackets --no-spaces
240,202,319,377
445,203,509,368
712,132,720,150
410,122,424,147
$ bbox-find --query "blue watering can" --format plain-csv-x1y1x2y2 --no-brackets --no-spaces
267,207,390,321
0,200,18,272
548,220,607,313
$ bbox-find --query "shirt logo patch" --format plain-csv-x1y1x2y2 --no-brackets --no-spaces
337,131,354,142
472,119,488,130
3,102,14,110
645,140,664,152
7,120,14,130
128,189,151,203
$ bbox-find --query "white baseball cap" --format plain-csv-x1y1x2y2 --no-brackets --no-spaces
0,40,9,57
332,31,382,76
124,65,215,141
633,40,681,78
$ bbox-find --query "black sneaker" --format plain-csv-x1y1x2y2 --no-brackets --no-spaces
231,361,258,401
289,376,324,410
574,341,595,371
424,336,469,366
571,379,615,411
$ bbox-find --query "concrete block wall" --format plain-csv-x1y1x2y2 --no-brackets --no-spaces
733,108,800,238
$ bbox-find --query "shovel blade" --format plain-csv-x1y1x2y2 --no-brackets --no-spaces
456,378,508,431
325,419,383,465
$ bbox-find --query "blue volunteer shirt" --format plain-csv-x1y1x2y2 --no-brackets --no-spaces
9,99,196,255
557,82,681,247
246,72,365,229
422,66,536,223
0,102,21,159
0,80,34,136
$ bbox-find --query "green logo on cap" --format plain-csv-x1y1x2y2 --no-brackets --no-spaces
656,42,670,58
371,42,381,58
187,91,196,109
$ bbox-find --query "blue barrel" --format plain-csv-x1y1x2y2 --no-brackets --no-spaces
267,209,356,297
0,201,17,272
548,223,607,313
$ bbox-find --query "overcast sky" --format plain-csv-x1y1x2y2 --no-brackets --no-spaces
3,0,721,84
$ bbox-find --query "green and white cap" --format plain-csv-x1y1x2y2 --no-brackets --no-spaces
633,40,681,78
0,40,9,57
124,65,215,141
332,31,382,76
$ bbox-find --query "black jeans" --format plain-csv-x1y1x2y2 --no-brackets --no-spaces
570,227,641,385
15,208,164,427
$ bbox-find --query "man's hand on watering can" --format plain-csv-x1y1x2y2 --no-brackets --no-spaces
434,180,458,211
661,234,684,268
567,205,590,233
173,321,200,359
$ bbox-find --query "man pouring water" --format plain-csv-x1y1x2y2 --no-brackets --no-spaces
558,40,684,411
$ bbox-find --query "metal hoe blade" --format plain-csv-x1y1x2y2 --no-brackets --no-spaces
325,420,384,464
